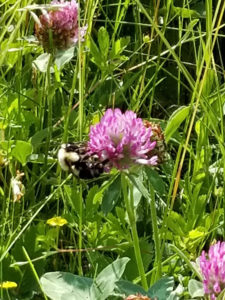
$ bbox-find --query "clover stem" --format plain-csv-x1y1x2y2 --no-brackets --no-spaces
121,173,148,290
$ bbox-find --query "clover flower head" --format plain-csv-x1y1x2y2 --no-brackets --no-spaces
35,0,86,51
200,241,225,299
88,108,158,170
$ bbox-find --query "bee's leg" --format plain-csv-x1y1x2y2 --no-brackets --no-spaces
66,161,80,178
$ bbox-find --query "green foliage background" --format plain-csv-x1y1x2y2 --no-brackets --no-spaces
0,0,225,299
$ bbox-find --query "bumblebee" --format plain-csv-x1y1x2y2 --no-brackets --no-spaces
143,120,166,164
58,142,108,179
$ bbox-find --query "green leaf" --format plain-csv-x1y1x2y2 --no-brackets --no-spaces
132,181,142,208
90,257,130,300
145,167,166,196
172,6,200,18
90,38,102,67
148,277,174,300
40,272,92,300
31,128,50,146
1,40,19,68
64,185,80,213
102,174,121,214
55,47,75,70
86,185,103,220
201,69,216,97
165,106,190,143
32,53,51,73
167,211,186,235
127,173,150,200
217,287,225,300
110,36,130,59
11,140,33,165
188,279,204,298
123,240,153,280
12,226,46,296
28,154,47,164
98,27,109,58
115,280,147,297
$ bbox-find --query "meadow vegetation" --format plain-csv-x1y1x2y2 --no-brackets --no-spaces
1,0,225,299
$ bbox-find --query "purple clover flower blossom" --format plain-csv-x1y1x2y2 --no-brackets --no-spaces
88,108,158,170
200,241,225,300
35,0,86,50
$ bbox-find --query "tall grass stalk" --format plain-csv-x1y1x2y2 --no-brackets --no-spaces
171,0,225,208
149,184,161,284
22,247,48,300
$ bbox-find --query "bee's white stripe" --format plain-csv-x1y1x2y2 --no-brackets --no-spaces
58,147,80,171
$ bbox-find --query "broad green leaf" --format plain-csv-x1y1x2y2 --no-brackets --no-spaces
55,47,75,70
98,27,109,58
11,141,33,165
32,53,51,73
90,257,130,300
127,173,150,200
40,272,92,300
165,106,190,143
145,167,166,196
148,277,174,300
167,283,184,300
115,280,147,297
188,279,204,298
102,174,121,214
31,128,50,146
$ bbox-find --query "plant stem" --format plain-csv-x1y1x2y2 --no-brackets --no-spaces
6,290,11,300
78,183,83,276
22,247,48,300
45,53,53,168
149,183,161,284
121,173,148,290
62,60,78,143
169,244,203,281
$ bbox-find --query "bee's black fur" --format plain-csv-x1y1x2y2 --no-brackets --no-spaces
59,142,108,179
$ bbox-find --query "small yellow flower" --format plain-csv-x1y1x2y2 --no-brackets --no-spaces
0,281,17,289
47,216,68,227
